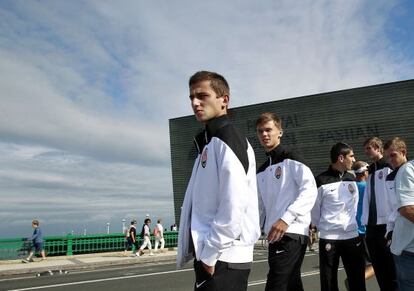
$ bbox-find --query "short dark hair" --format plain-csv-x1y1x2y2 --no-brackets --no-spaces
189,71,229,97
144,218,151,224
330,142,353,163
256,112,282,129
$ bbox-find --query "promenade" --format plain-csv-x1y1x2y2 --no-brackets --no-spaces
0,249,177,277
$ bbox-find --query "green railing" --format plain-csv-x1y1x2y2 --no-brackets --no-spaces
0,232,178,260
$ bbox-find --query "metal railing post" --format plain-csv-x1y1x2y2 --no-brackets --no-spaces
66,234,73,256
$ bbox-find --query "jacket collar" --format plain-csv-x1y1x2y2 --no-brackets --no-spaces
328,165,346,178
369,157,388,173
266,144,284,157
265,144,285,165
205,114,230,138
194,114,230,154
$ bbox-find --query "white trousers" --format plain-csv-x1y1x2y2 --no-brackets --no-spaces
139,236,152,251
155,236,165,251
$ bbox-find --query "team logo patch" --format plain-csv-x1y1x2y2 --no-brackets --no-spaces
378,170,383,180
201,148,208,168
275,166,282,179
348,183,355,194
325,243,332,252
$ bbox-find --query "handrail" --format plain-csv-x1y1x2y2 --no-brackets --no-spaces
0,231,178,260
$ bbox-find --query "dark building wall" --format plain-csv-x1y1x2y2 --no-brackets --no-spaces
169,79,414,224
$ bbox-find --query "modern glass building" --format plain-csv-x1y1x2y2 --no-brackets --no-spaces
169,79,414,223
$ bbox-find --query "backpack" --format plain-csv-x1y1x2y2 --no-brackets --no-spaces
140,224,145,238
153,225,159,236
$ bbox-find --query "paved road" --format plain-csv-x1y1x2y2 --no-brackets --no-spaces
0,249,380,291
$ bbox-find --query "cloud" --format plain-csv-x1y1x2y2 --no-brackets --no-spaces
0,0,413,237
0,142,173,236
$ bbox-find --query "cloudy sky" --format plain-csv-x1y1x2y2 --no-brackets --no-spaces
1,0,414,237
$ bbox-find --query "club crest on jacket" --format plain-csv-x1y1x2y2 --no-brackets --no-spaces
348,183,355,194
275,166,282,179
378,170,383,180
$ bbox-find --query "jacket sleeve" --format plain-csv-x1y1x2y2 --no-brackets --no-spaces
361,175,371,226
177,157,199,269
200,141,255,266
281,160,318,225
257,175,266,233
395,162,414,219
386,181,398,235
311,187,323,227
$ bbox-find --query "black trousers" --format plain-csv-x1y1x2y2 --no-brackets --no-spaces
365,224,398,291
319,237,366,291
193,260,250,291
265,235,308,291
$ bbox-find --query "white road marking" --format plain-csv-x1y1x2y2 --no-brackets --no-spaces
248,268,344,287
6,254,322,291
7,268,193,290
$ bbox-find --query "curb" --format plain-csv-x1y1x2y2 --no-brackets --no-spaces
0,251,177,277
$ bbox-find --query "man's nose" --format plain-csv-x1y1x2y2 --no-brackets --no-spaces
191,97,200,107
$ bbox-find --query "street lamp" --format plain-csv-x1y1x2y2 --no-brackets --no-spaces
122,219,126,233
106,222,110,234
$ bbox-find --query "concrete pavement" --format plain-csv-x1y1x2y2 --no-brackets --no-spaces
0,249,178,277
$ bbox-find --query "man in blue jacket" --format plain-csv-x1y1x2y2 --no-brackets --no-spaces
22,219,46,263
177,71,260,291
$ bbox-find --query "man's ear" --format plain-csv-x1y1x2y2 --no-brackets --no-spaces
222,95,229,110
338,155,344,163
279,130,283,138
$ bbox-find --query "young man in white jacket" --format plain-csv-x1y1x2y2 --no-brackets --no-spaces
383,137,408,239
391,159,414,291
177,71,260,291
361,137,397,291
256,112,318,291
312,143,366,291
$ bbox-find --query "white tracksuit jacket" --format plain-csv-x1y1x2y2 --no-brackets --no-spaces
256,145,318,237
361,158,393,226
312,167,359,240
385,166,403,235
177,115,260,268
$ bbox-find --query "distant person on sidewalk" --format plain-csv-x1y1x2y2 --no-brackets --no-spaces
154,218,165,253
123,220,138,256
22,220,46,263
138,218,154,256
